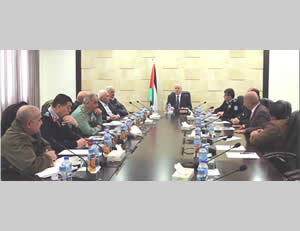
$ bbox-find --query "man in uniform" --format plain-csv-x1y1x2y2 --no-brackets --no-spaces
212,88,242,120
72,93,103,137
41,94,87,153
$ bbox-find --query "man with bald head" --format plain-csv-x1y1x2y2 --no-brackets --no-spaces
71,91,89,113
235,91,271,135
166,84,192,111
1,105,57,176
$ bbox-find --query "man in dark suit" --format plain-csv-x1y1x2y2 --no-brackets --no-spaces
166,84,192,111
249,101,290,153
106,86,128,117
235,91,271,136
98,89,120,122
213,88,242,120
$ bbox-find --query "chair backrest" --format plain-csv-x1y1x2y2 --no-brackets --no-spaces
277,100,292,119
237,95,244,108
41,99,53,115
1,101,28,136
286,110,300,168
260,98,273,109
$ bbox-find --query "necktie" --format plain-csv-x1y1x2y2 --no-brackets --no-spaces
176,95,179,108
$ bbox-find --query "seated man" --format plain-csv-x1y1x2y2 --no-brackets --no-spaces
231,88,260,127
71,91,89,113
98,89,120,122
213,88,242,120
1,105,57,175
41,94,87,153
249,101,290,153
106,86,128,117
235,91,271,136
166,84,192,111
72,93,103,136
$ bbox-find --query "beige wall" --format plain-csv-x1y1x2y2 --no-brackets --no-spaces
81,50,263,112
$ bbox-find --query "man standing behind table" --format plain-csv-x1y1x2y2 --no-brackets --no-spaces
166,84,192,111
98,89,121,122
235,91,271,136
1,105,57,175
106,86,128,117
40,94,87,153
212,88,242,120
72,93,103,137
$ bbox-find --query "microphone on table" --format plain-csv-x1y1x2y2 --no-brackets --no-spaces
197,101,207,107
129,101,142,111
207,135,233,145
51,139,89,173
136,100,150,111
214,165,247,181
207,143,241,163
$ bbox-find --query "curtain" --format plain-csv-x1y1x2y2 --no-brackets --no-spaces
0,50,40,113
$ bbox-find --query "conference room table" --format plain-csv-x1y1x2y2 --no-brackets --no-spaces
70,112,284,181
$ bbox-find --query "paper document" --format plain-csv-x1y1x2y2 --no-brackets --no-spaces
36,167,59,178
58,149,89,156
213,121,230,125
225,136,241,142
226,152,260,159
208,169,220,176
216,145,246,151
103,121,122,126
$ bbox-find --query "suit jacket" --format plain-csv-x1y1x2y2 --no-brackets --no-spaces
109,98,128,117
245,104,271,134
237,106,251,126
250,119,289,153
214,99,242,120
167,92,192,110
98,101,118,122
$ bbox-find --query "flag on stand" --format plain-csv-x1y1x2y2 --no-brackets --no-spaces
148,63,158,112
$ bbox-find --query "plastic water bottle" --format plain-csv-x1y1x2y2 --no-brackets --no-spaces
103,131,112,156
199,145,208,162
194,134,201,155
58,165,67,181
197,161,208,181
195,127,201,136
195,115,201,128
92,141,101,169
150,105,154,115
194,107,199,117
120,121,127,141
63,156,72,180
208,124,215,138
167,103,172,114
88,148,96,173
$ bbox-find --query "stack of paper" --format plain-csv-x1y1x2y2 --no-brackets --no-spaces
103,121,122,127
35,167,59,178
216,145,246,152
226,152,260,159
58,149,89,156
172,163,194,180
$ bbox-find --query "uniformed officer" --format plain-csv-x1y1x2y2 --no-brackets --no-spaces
40,94,87,153
213,88,242,120
71,93,103,137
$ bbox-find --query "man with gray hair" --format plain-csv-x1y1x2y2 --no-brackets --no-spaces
1,105,57,176
106,86,128,117
98,89,120,122
235,91,271,135
71,93,103,136
71,91,89,113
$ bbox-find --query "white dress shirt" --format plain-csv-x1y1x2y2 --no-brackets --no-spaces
250,103,260,120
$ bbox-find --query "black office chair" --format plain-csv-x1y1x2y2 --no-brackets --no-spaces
260,98,273,109
236,95,244,108
1,101,28,136
41,99,53,115
283,169,300,181
277,100,292,119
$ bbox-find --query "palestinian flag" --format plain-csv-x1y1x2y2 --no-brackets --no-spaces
149,63,158,112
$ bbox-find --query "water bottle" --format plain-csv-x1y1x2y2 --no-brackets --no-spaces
126,118,133,132
167,103,172,114
92,141,100,169
150,105,154,115
88,148,96,173
195,115,201,128
208,124,215,138
63,156,72,180
103,131,112,157
194,134,201,155
195,127,201,136
111,129,119,145
58,165,67,181
120,121,127,141
199,145,208,162
197,161,208,181
143,107,148,119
